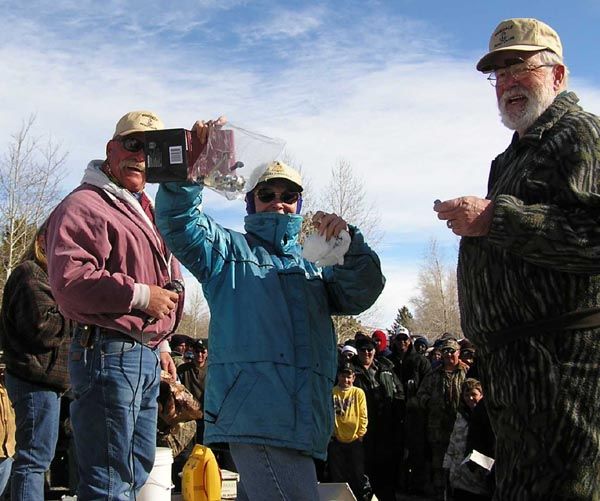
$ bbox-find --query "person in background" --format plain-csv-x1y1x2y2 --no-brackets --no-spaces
339,344,358,365
388,329,432,494
0,358,15,498
170,334,193,369
413,336,430,356
434,17,600,498
178,339,208,443
156,150,385,501
371,330,392,359
0,224,71,500
329,363,368,500
352,336,403,501
45,111,184,499
443,378,492,501
418,337,468,500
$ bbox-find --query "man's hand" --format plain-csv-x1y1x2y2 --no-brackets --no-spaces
160,352,177,380
433,196,494,236
143,285,179,320
312,211,349,240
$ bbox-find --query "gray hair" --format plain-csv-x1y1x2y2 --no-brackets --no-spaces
535,50,569,89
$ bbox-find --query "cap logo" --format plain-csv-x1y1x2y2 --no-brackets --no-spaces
494,24,515,49
140,114,159,129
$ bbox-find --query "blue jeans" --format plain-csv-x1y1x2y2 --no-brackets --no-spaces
0,457,13,496
4,372,61,501
229,443,319,501
69,329,160,500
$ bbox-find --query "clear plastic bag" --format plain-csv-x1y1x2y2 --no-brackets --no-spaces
144,123,285,200
192,123,285,200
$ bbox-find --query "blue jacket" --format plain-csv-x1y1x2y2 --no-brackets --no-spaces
156,183,385,459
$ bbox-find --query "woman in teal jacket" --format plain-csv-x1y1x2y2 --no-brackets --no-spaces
156,160,384,500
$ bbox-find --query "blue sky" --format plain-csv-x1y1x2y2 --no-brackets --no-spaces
2,0,600,329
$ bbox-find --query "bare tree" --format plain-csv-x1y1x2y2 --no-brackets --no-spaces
176,282,210,338
0,116,68,291
410,239,462,339
314,159,384,342
318,159,383,245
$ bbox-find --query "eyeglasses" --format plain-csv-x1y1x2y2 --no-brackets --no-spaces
441,348,456,355
119,136,145,153
358,347,375,352
255,188,300,204
486,62,555,87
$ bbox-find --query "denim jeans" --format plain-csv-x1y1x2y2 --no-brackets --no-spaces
4,372,61,501
69,329,160,500
229,443,319,501
0,457,13,497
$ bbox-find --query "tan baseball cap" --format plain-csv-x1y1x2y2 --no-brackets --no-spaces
477,18,563,72
256,161,303,192
113,110,164,138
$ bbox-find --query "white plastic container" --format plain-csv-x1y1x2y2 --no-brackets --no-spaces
137,447,173,501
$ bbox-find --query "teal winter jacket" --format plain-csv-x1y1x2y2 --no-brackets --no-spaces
155,182,385,459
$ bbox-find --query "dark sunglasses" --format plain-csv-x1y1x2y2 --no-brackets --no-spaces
256,188,300,204
119,136,145,153
441,348,456,355
358,347,375,352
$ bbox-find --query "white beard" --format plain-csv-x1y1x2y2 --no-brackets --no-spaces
498,80,557,134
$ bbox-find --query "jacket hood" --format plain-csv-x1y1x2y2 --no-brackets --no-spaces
244,212,303,255
81,160,156,235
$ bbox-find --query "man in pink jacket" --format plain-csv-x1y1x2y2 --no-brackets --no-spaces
46,110,184,500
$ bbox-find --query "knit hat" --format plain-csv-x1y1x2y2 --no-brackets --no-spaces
341,345,358,356
372,330,388,353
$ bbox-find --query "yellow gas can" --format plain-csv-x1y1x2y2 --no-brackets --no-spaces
182,444,222,501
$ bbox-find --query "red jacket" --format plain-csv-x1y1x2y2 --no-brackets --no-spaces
46,161,183,346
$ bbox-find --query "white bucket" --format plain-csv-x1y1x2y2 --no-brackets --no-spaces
138,447,174,501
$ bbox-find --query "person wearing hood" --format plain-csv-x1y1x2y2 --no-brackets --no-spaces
371,329,392,359
45,111,184,500
155,148,385,500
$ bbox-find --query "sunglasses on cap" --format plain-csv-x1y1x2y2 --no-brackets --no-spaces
256,188,300,204
119,136,145,153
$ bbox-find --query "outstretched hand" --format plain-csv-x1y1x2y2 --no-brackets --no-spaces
433,196,494,236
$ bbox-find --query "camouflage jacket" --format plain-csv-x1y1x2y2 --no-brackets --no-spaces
458,92,600,347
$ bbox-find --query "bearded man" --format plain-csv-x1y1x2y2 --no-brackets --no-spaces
434,18,600,499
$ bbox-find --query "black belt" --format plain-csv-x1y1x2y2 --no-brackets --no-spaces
479,307,600,354
74,323,130,348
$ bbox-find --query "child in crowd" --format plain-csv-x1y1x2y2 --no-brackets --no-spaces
443,378,493,500
328,363,368,500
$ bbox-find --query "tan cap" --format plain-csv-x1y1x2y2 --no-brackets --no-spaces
256,161,303,191
113,110,164,138
477,18,563,72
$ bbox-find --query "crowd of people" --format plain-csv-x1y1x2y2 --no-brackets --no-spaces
0,15,600,501
325,330,494,501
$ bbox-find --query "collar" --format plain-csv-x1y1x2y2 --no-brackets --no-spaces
517,91,580,145
244,212,303,254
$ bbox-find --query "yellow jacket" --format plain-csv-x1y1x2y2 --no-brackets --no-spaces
332,385,367,443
